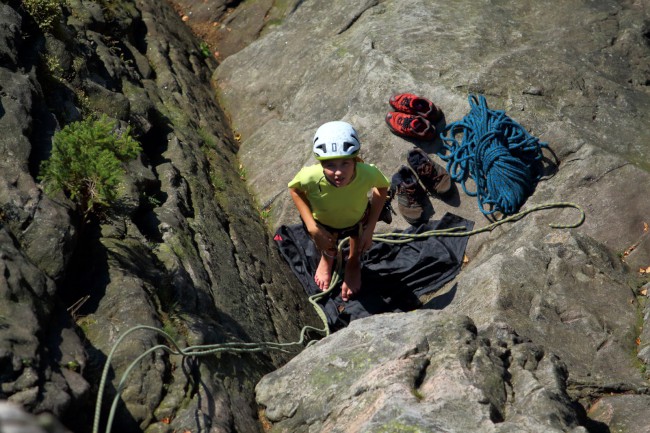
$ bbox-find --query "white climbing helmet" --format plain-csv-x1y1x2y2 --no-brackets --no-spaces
312,121,361,160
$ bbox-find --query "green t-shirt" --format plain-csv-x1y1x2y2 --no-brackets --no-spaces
288,162,390,229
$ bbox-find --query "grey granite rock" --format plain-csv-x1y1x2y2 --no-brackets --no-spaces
0,0,319,431
215,0,650,431
256,311,588,433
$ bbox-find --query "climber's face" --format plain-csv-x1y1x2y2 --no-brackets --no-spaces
321,158,356,187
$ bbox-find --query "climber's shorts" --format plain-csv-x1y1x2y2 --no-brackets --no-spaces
302,205,370,249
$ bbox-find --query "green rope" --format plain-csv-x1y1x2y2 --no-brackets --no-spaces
93,300,333,433
372,201,585,244
93,201,583,433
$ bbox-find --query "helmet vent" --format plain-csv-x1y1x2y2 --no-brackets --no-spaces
343,142,356,152
315,143,326,153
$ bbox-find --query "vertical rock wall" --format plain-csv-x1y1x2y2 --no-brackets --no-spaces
0,1,319,432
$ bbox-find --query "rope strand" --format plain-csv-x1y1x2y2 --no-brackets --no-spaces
439,94,548,215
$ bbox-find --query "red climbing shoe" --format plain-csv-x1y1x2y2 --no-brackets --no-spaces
389,93,442,124
385,112,435,141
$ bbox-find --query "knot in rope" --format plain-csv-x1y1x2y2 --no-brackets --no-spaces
438,94,548,216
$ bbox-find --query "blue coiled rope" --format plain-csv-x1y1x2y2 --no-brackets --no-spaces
438,94,548,216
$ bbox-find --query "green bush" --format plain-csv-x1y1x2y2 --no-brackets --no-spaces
199,41,211,58
39,115,141,218
22,0,62,32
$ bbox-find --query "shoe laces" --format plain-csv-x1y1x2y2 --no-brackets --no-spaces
400,114,426,132
398,96,412,110
398,183,426,205
417,164,433,178
418,164,444,184
398,114,414,129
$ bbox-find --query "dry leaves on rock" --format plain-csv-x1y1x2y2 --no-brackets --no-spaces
621,221,649,263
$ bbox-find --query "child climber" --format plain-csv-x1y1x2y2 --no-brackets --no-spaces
288,121,390,302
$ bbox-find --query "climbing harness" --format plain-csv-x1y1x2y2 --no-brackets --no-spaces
92,201,584,433
439,94,548,216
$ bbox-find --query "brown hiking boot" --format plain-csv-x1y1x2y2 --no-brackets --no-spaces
405,148,451,196
391,166,433,226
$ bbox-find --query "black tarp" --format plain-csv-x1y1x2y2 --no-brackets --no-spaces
274,212,474,331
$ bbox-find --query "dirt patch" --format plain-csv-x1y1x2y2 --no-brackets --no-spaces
168,0,275,61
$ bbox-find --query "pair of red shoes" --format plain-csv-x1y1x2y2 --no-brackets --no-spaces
385,93,443,141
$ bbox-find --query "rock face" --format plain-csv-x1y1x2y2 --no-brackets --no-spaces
2,0,650,432
213,0,650,432
215,0,650,269
256,311,588,433
170,0,287,61
0,1,319,432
